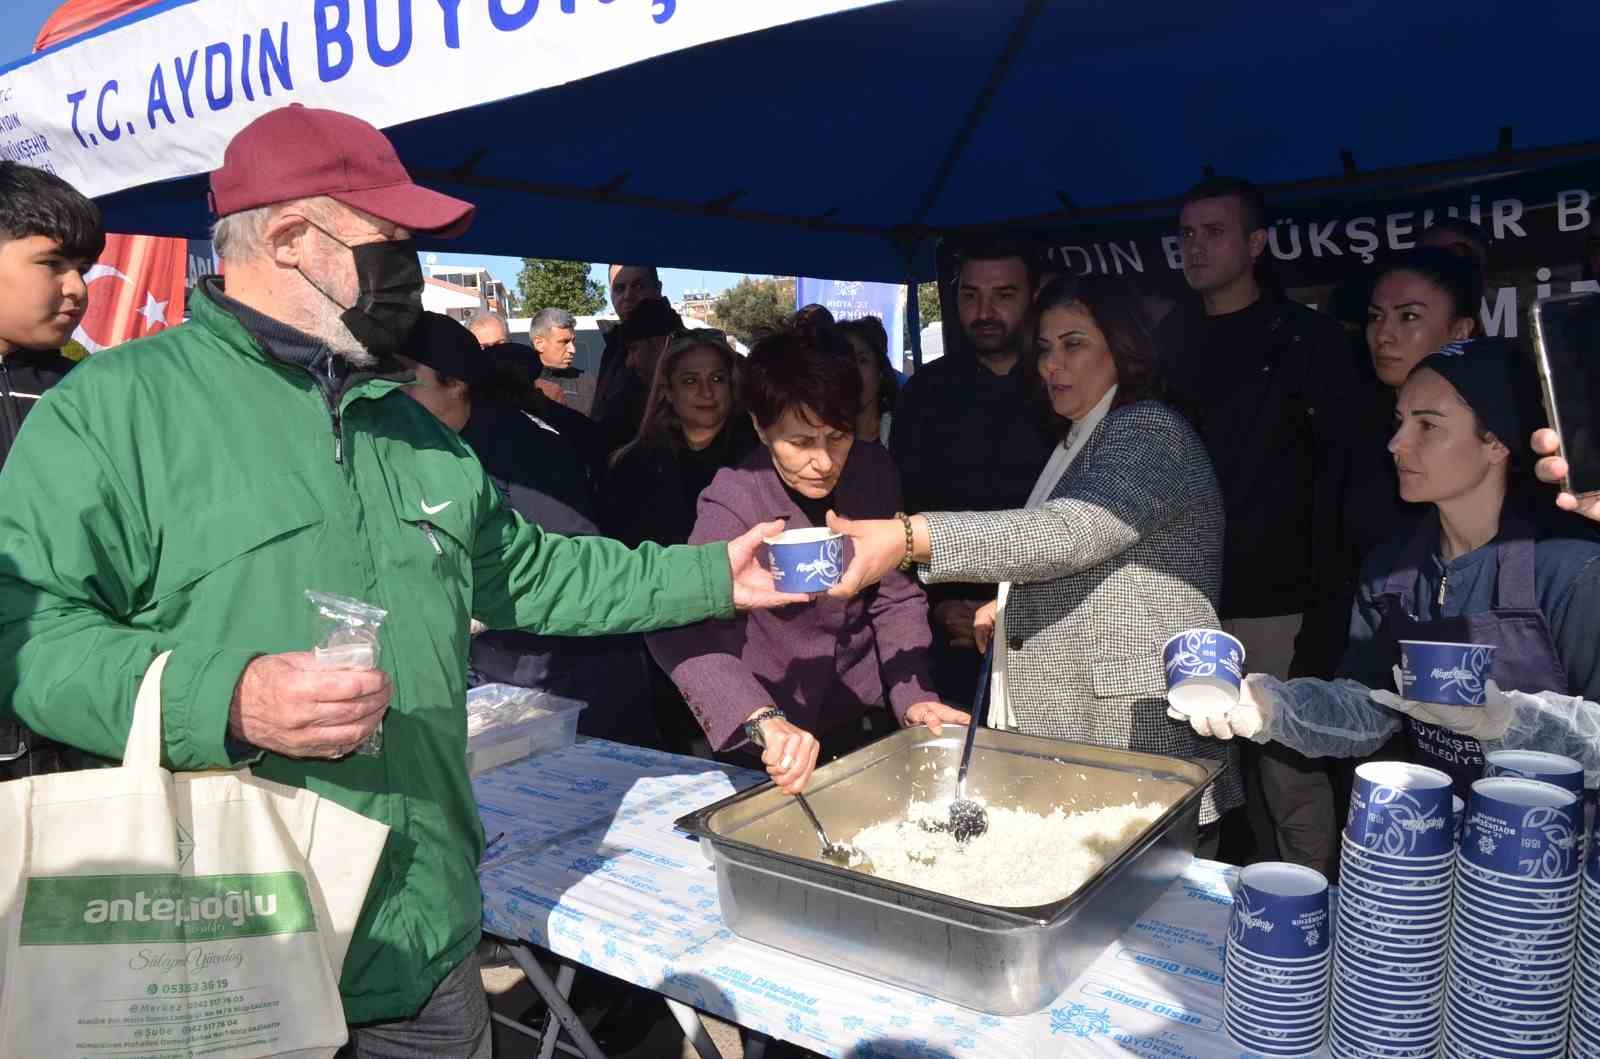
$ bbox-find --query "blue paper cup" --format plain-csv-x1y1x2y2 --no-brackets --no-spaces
1346,761,1456,858
763,528,846,592
1455,795,1465,844
1398,639,1497,705
1162,628,1245,716
1485,750,1585,795
1228,862,1330,962
1461,777,1582,880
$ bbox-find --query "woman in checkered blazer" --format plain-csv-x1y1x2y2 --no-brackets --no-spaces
829,275,1242,830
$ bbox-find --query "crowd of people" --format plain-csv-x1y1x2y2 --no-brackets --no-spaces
2,100,1600,1056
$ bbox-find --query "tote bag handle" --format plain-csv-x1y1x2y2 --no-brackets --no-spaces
121,650,172,769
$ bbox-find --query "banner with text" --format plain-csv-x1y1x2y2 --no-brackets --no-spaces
0,0,886,201
796,277,908,371
935,158,1600,341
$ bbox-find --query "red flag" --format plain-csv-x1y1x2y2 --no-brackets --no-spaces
65,234,187,357
38,2,190,360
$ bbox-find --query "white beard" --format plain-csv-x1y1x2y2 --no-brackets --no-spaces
301,294,377,368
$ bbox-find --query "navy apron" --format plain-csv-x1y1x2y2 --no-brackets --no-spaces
1374,511,1570,797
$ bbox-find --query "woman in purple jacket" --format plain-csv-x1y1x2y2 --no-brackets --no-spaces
648,321,968,794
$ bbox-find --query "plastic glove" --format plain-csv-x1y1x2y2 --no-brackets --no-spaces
1368,665,1513,742
1166,675,1272,742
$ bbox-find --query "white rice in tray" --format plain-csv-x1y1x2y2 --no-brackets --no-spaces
848,799,1167,907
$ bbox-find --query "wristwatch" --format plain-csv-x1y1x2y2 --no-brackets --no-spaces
742,706,786,747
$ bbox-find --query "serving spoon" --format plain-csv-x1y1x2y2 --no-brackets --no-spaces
749,725,873,872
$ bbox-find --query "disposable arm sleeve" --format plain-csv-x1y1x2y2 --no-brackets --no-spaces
1485,690,1600,791
1250,675,1404,759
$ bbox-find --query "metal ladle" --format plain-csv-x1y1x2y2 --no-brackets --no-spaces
946,652,992,842
749,723,873,872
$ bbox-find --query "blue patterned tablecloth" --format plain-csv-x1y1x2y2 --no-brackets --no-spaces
475,739,1329,1059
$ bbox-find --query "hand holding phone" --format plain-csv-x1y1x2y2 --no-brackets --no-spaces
1530,292,1600,519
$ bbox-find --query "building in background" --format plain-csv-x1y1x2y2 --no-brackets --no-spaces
423,264,513,321
678,290,718,324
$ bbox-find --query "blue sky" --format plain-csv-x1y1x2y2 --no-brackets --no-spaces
0,1,757,310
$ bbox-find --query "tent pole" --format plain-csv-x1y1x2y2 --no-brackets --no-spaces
906,274,921,373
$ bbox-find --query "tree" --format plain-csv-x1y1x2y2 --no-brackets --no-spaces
917,281,942,328
712,276,796,345
905,280,943,348
515,258,606,316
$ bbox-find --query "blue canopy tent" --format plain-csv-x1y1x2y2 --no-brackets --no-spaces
7,0,1600,344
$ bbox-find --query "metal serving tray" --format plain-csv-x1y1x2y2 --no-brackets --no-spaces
674,725,1220,1015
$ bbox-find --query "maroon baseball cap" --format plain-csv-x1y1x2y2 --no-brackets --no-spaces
209,104,475,237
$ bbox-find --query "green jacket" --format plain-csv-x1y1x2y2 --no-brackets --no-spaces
0,282,734,1021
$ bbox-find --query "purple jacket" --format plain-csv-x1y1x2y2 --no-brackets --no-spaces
647,441,938,751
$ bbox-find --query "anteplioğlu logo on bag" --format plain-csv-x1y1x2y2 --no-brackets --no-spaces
19,871,317,945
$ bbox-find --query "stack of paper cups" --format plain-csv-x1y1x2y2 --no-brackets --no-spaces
1329,761,1454,1059
1445,776,1581,1058
1569,796,1600,1057
1224,862,1330,1058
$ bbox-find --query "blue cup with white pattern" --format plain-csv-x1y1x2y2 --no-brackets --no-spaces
1346,761,1455,858
1461,777,1581,880
1397,639,1496,706
1162,628,1245,717
1484,750,1585,795
1228,862,1330,963
763,528,846,592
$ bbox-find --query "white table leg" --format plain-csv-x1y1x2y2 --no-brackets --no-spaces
506,944,609,1059
663,997,726,1059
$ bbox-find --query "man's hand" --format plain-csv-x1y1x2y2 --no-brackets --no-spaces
932,599,981,650
904,701,971,735
973,599,998,655
229,652,391,759
748,713,821,794
534,378,566,404
1370,667,1513,742
727,519,811,611
1532,428,1600,522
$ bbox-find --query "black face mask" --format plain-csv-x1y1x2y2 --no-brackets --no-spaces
300,220,424,357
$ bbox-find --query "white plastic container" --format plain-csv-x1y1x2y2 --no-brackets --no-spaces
466,693,587,775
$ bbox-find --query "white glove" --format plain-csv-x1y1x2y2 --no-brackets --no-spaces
1368,665,1513,742
1166,675,1271,742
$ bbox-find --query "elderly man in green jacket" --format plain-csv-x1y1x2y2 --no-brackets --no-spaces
0,105,804,1058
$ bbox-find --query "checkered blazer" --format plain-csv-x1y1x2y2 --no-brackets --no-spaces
920,400,1242,823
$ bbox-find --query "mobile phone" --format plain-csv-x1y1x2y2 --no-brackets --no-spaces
1530,291,1600,499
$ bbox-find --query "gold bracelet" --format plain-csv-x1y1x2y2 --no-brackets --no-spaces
895,512,916,572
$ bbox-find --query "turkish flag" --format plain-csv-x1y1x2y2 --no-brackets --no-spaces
40,1,190,360
67,234,187,357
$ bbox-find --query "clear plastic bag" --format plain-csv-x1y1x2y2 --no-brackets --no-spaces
465,683,551,738
307,590,388,756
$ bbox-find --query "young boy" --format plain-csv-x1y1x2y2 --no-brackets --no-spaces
0,160,104,779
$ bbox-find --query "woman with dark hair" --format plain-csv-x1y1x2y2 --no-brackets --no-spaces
838,316,900,444
826,275,1241,842
1188,338,1600,797
647,322,966,794
1294,248,1486,680
598,331,758,549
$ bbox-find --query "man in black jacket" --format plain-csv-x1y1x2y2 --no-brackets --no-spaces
0,161,106,779
890,237,1057,705
1158,177,1363,878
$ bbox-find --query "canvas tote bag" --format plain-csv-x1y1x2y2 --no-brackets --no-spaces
0,652,390,1058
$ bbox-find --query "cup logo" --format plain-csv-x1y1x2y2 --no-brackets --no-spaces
1166,631,1242,680
1433,646,1493,702
1520,806,1577,879
1357,785,1446,856
794,537,844,587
